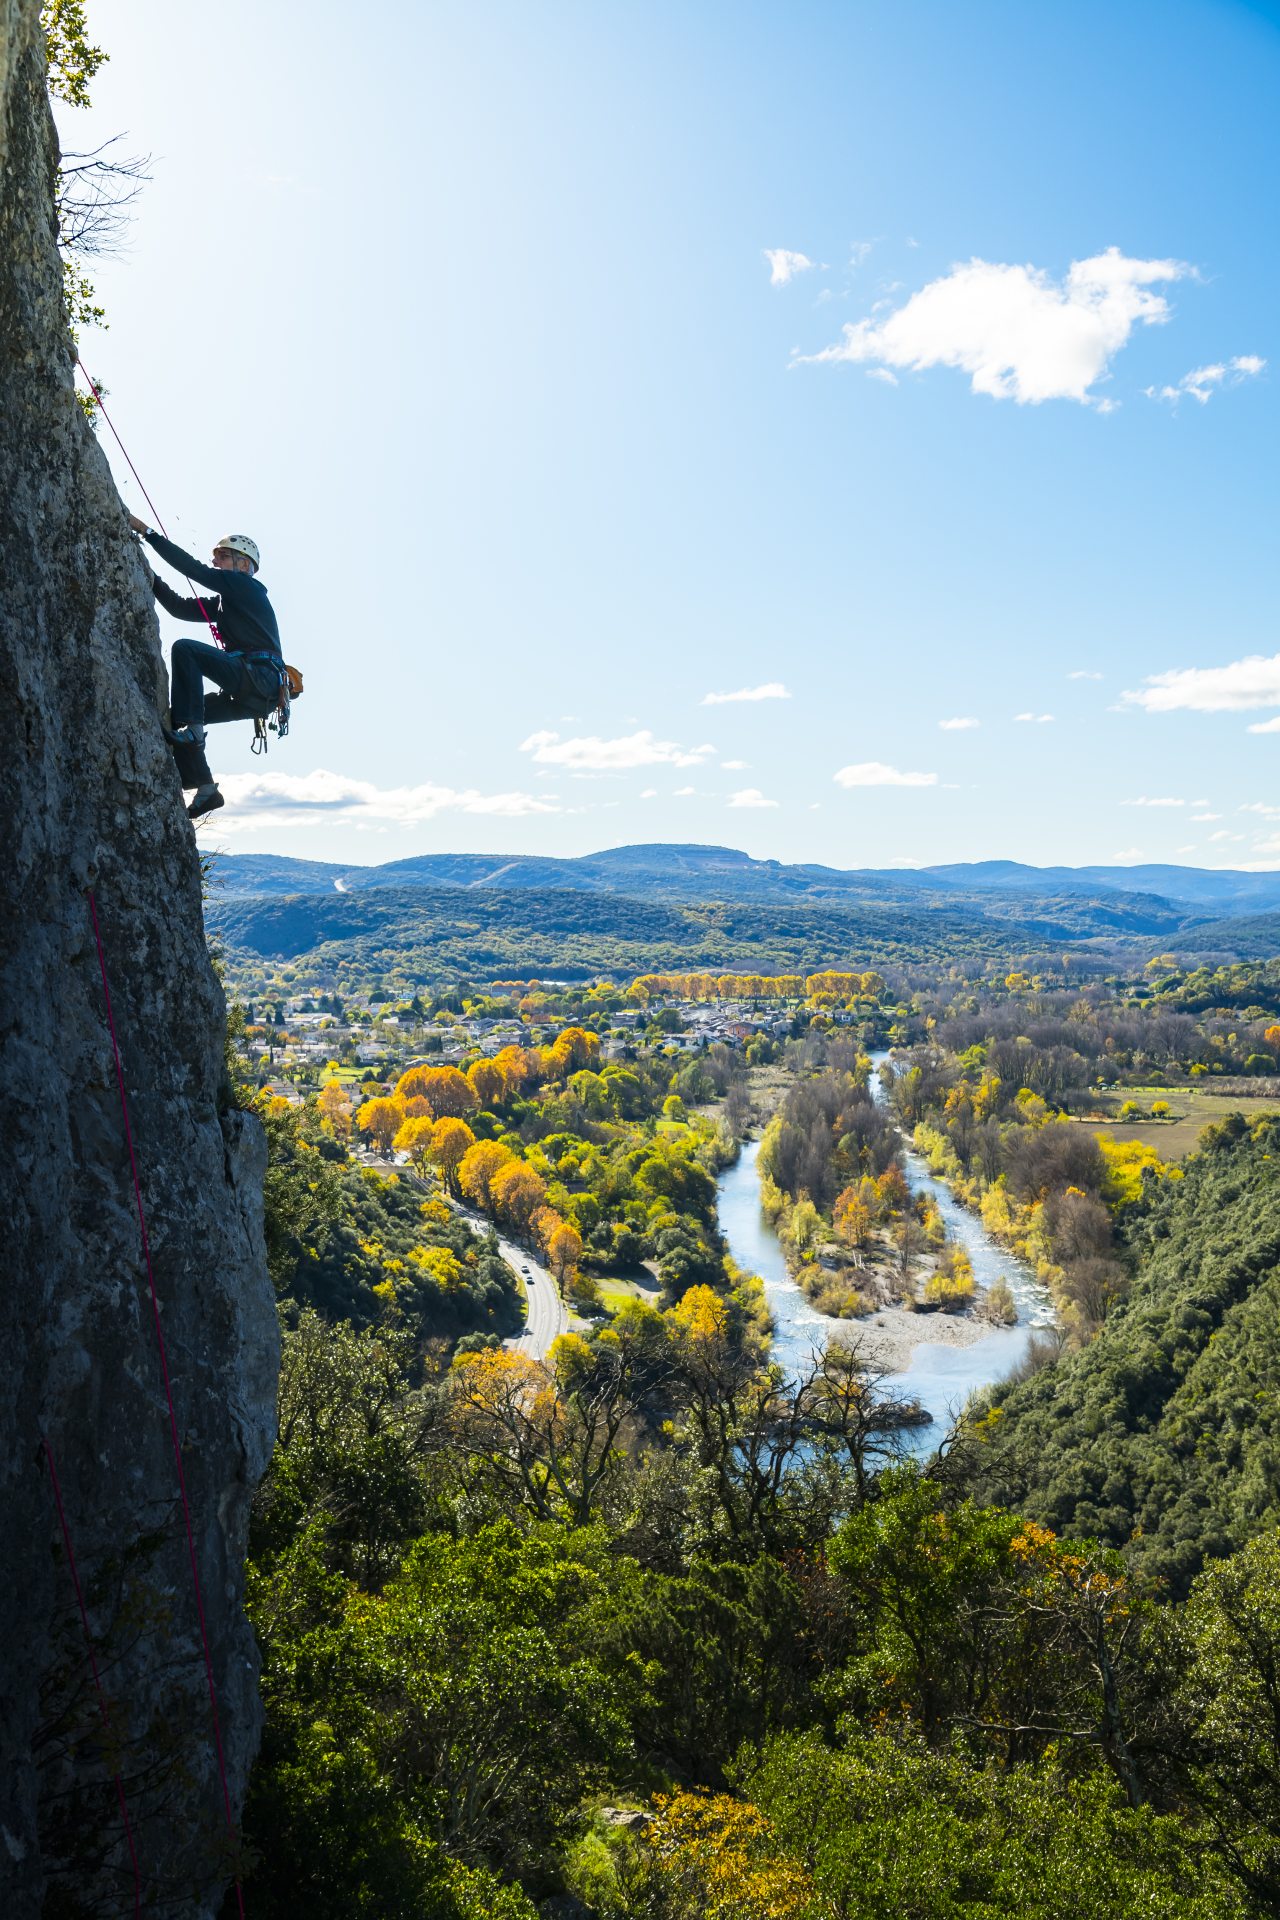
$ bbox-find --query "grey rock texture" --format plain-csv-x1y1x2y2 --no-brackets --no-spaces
0,7,278,1914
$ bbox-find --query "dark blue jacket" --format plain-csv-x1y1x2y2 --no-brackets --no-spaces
145,530,282,661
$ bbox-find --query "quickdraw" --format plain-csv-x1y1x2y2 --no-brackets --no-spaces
252,662,303,754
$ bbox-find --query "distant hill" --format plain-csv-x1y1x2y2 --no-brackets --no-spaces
924,860,1280,916
1173,909,1280,959
209,842,1280,940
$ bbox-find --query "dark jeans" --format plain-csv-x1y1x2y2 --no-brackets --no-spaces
170,637,280,730
169,638,280,789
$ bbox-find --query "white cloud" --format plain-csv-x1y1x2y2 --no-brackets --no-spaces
701,682,791,705
1068,669,1103,680
721,759,749,770
1247,715,1280,734
938,715,980,730
640,788,658,799
1122,654,1280,715
764,249,813,286
1112,847,1146,862
674,785,697,797
1191,812,1222,822
833,761,938,788
867,367,899,386
520,728,715,770
1146,354,1266,405
210,768,561,833
1124,796,1186,808
727,788,778,808
1241,802,1280,817
795,247,1186,405
1014,712,1055,724
1208,830,1245,843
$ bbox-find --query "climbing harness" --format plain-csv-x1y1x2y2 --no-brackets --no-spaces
87,891,248,1917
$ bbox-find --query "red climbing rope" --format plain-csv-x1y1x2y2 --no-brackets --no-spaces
75,359,224,647
87,890,247,1917
41,1436,144,1917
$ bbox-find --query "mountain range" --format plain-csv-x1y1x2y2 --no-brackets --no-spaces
211,844,1280,927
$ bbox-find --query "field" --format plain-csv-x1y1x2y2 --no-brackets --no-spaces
1069,1082,1280,1159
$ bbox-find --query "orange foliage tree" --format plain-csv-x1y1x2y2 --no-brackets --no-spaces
457,1139,516,1210
491,1160,548,1235
430,1116,475,1193
396,1064,476,1118
356,1095,403,1154
466,1058,505,1108
316,1080,352,1139
392,1113,437,1172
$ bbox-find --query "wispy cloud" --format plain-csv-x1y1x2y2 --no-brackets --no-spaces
727,788,778,808
520,729,715,770
1145,354,1265,405
1014,712,1055,724
833,761,937,789
701,682,791,705
1068,669,1103,680
721,759,749,770
1191,812,1222,822
212,769,561,832
794,247,1187,405
764,249,812,287
1247,715,1280,734
1124,796,1186,808
938,715,980,731
1122,654,1280,715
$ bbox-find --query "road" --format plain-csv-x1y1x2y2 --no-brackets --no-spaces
448,1195,569,1358
364,1154,568,1358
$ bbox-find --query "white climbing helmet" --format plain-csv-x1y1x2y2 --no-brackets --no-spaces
214,533,260,572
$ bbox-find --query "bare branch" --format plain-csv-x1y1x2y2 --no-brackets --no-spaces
56,135,151,258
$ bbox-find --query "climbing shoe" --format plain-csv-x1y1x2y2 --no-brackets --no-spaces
187,784,225,822
165,723,206,749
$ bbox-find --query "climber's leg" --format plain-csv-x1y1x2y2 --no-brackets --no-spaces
169,638,246,734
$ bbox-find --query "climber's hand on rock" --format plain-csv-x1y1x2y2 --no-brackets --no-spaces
127,512,148,534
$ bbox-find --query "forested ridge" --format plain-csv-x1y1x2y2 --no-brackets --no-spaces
961,1115,1280,1595
207,884,1055,984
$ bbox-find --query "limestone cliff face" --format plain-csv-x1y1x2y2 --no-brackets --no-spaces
0,7,279,1914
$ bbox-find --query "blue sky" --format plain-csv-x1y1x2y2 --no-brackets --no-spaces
64,0,1280,870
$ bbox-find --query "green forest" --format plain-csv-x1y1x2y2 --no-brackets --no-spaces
225,967,1280,1919
207,885,1047,993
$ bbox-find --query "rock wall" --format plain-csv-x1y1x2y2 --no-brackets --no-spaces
0,7,279,1913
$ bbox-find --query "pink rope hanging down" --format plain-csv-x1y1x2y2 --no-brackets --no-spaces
41,1434,144,1916
88,891,247,1917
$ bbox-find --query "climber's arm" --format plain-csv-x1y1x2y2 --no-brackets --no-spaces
138,526,226,593
151,574,217,621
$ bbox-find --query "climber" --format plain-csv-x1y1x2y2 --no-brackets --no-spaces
128,514,285,821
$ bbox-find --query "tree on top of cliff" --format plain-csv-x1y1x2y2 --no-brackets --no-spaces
41,0,149,381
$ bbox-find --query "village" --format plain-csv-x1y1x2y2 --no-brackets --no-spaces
242,983,800,1105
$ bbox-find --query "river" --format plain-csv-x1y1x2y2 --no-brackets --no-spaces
715,1052,1054,1450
